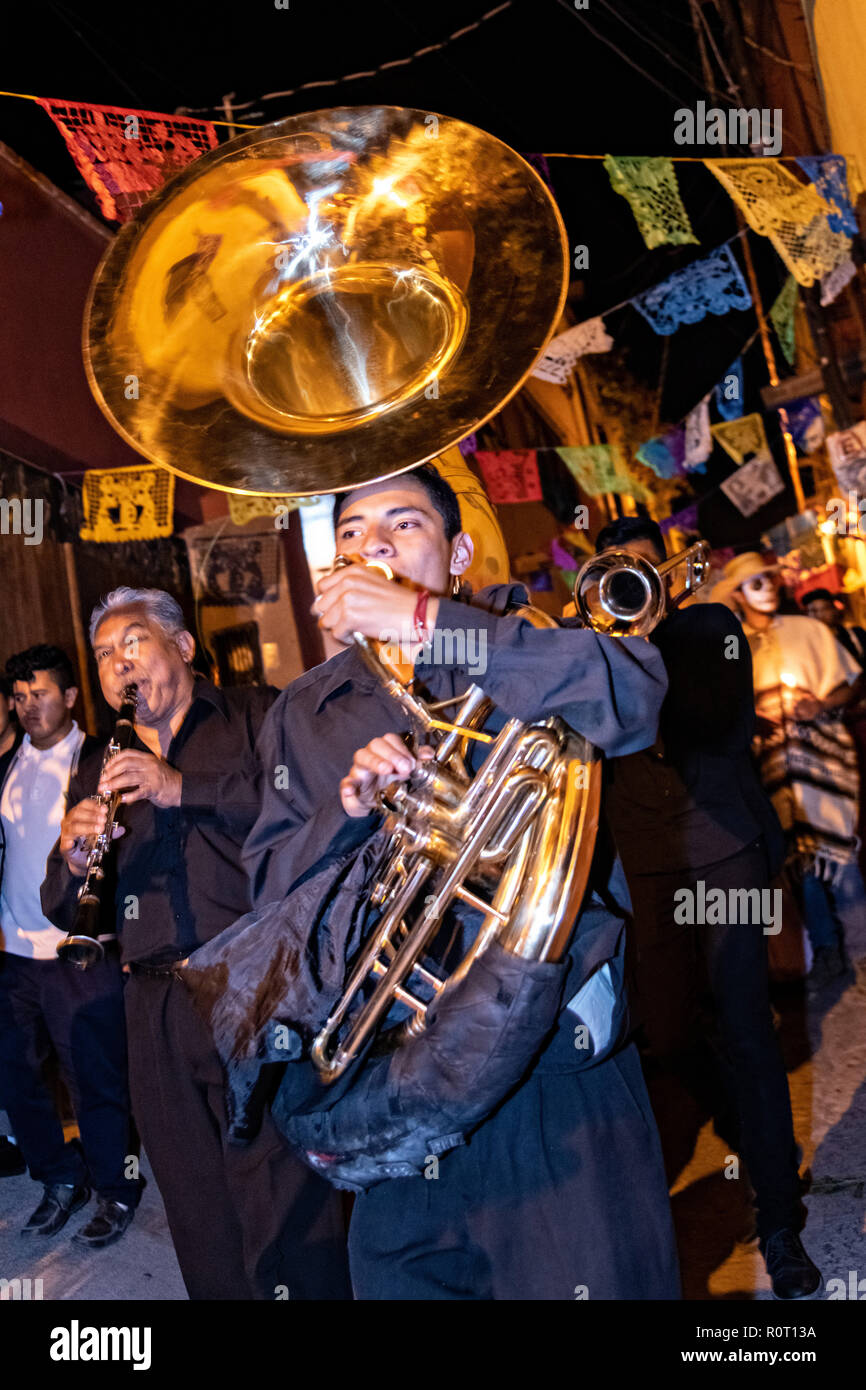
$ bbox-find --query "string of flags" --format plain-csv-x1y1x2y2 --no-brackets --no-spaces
77,331,829,542
9,91,860,400
14,91,860,301
474,434,789,533
533,229,750,382
67,399,828,544
1,89,858,543
476,318,827,526
601,150,856,286
533,233,817,390
530,151,858,387
531,233,806,388
75,464,320,542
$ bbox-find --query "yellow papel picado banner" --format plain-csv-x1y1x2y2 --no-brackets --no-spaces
79,465,174,542
226,493,319,527
710,412,770,466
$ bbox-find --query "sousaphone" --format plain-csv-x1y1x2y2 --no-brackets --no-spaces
84,106,569,496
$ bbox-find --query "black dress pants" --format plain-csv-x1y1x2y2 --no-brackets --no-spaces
124,971,352,1301
0,949,140,1206
348,1042,681,1301
628,838,802,1242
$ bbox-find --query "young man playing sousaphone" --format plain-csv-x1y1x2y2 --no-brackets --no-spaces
225,462,681,1300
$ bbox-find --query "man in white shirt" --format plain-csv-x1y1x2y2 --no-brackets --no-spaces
0,646,141,1244
0,674,25,1178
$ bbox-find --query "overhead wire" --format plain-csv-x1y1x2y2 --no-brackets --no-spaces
553,0,687,107
379,0,525,149
46,0,145,107
593,0,733,104
743,33,813,76
690,0,742,100
178,1,514,115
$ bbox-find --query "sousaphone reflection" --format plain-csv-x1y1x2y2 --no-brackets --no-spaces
84,107,569,496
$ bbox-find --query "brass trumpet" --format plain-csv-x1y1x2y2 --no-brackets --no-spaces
573,541,711,636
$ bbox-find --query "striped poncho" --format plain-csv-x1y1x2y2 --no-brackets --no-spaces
744,614,860,877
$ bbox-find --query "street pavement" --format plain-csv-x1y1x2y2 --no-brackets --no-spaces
0,1139,186,1300
1,911,864,1302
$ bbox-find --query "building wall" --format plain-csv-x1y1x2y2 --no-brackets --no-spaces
0,142,144,474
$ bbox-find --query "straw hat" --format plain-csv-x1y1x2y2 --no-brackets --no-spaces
711,551,781,608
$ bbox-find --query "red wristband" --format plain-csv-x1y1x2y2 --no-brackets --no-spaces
412,589,431,643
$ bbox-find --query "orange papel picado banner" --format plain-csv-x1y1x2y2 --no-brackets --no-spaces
37,99,218,222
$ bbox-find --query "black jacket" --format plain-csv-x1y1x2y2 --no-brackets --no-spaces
41,680,277,964
604,603,785,877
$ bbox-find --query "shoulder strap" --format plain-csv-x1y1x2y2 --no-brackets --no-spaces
63,728,92,813
69,727,88,780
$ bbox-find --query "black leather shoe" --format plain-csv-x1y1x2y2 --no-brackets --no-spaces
21,1182,90,1236
763,1229,822,1299
0,1136,26,1177
72,1197,134,1249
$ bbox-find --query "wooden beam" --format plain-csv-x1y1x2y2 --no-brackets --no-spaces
62,541,97,734
760,349,866,408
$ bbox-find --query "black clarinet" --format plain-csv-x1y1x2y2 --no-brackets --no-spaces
56,684,138,970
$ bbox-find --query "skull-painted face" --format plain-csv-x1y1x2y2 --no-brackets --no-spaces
740,572,779,614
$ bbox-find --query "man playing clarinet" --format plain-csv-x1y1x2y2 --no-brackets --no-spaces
42,587,351,1301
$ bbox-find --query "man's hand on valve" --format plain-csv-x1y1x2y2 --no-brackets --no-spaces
312,565,440,646
340,733,435,818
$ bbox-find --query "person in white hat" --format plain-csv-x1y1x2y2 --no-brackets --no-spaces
714,552,864,991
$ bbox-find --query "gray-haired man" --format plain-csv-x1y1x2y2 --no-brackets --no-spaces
41,587,351,1301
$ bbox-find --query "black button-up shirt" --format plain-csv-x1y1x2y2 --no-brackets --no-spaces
241,585,668,1070
244,585,668,913
41,678,277,965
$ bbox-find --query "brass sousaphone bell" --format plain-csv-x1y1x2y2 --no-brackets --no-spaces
84,106,569,497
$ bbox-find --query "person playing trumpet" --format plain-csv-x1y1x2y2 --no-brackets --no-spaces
599,519,820,1300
